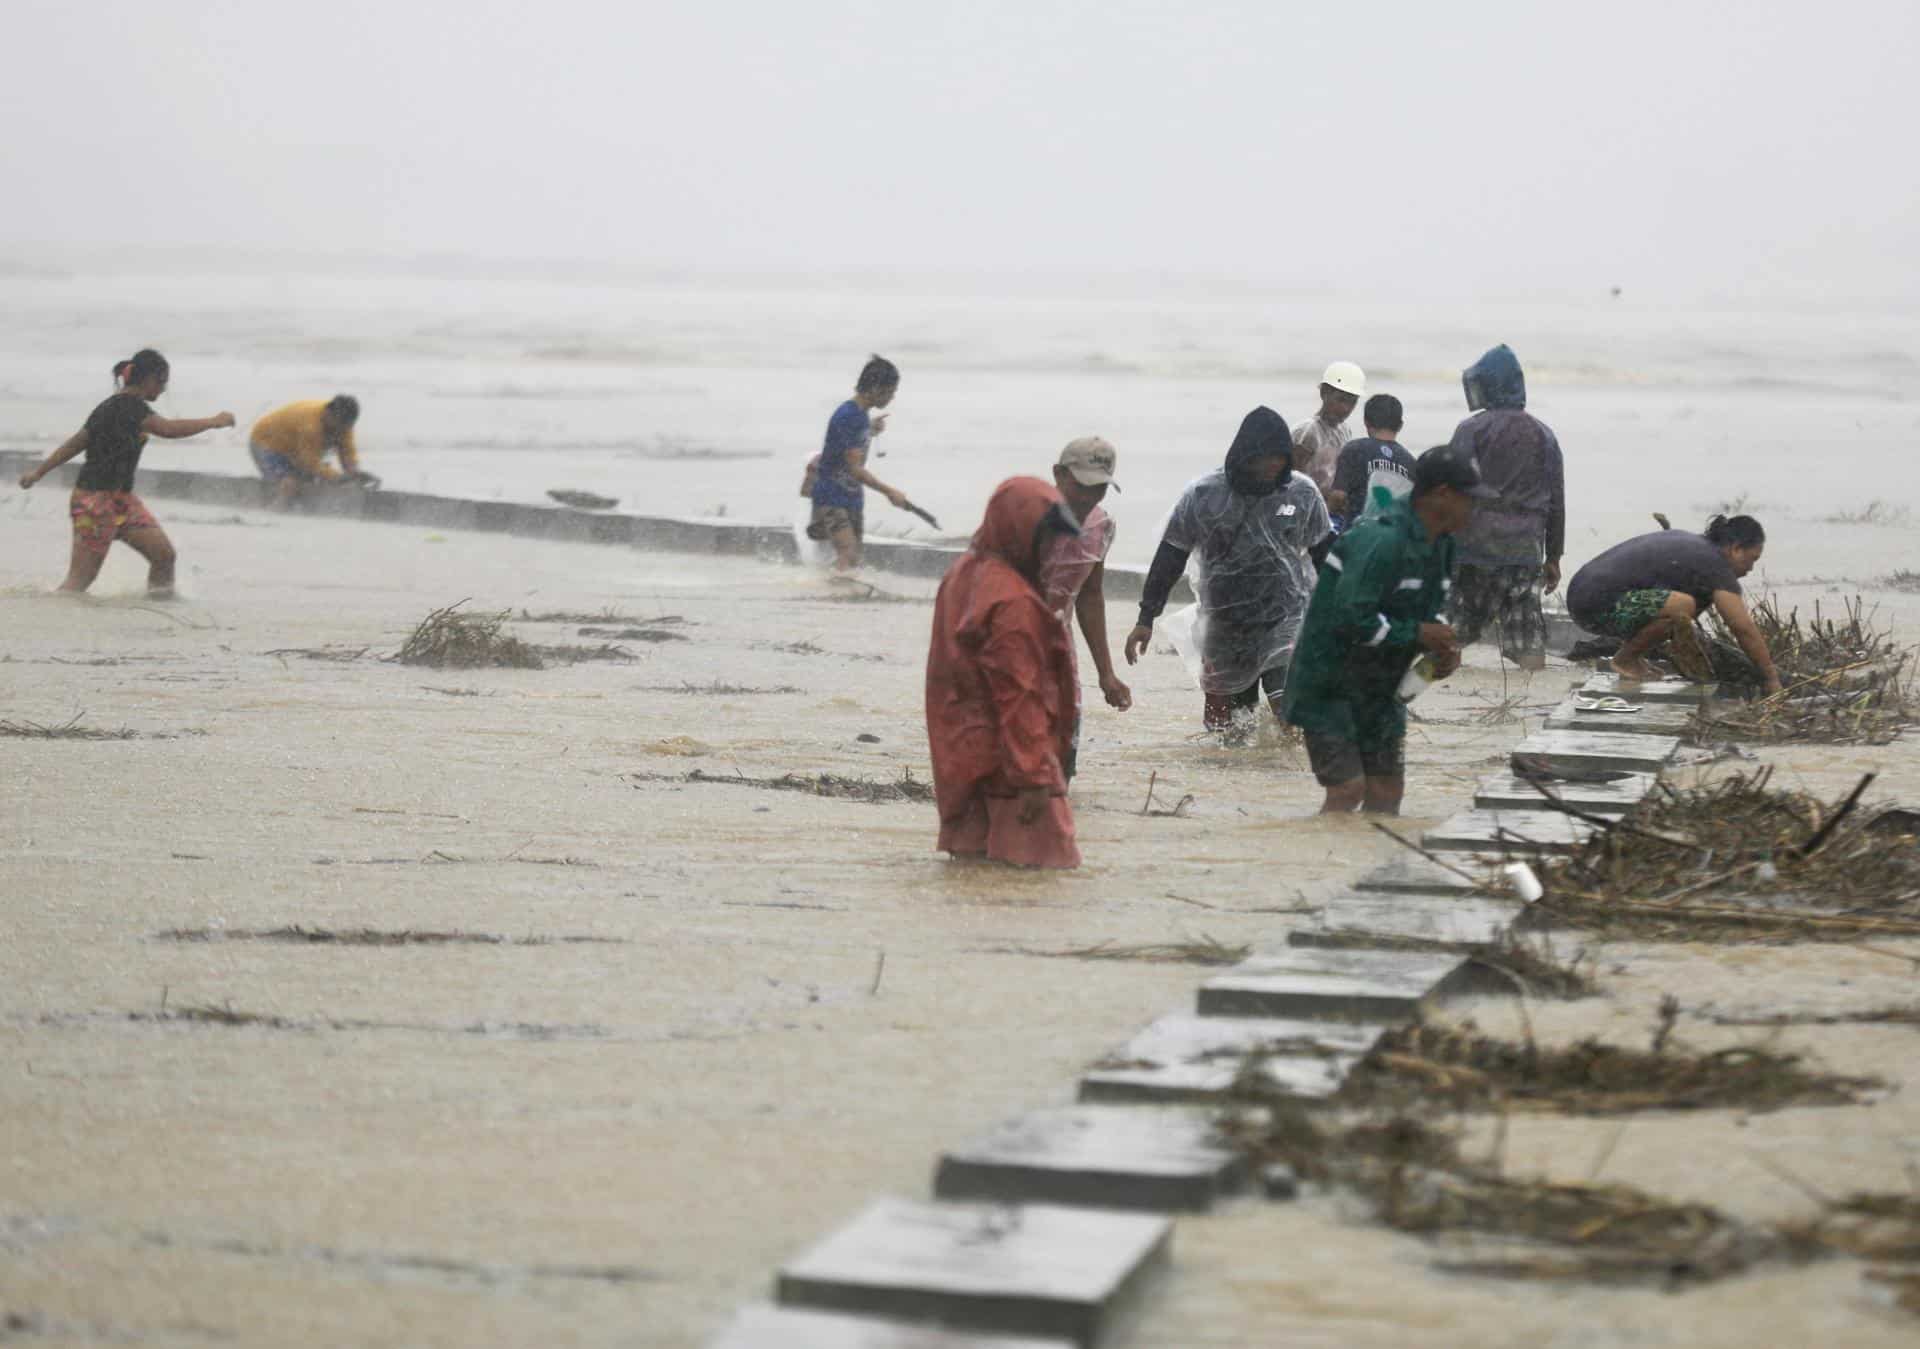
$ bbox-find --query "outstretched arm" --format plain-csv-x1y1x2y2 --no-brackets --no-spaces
144,411,235,440
18,427,88,487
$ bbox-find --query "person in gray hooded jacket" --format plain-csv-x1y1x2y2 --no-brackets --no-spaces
1124,407,1331,739
1446,344,1565,670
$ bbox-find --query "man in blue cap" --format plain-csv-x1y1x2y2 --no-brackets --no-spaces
1446,345,1565,670
1283,444,1496,814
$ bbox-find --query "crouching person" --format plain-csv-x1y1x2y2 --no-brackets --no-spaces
926,477,1084,868
1283,445,1494,813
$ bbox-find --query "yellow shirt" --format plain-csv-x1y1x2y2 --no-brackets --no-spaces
248,400,360,478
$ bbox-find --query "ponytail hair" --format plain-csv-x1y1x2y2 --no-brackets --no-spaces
1705,513,1765,549
114,348,169,387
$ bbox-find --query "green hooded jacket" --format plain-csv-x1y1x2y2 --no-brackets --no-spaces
1282,497,1454,742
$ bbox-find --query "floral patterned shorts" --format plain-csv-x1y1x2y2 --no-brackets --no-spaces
69,490,158,557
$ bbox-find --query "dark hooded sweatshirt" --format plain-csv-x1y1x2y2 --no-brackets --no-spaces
1448,344,1566,569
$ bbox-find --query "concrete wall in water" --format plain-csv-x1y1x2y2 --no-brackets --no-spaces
0,454,1182,603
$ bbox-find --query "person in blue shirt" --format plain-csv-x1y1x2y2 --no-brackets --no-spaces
806,355,914,573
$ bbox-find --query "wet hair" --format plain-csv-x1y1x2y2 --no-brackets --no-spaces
855,354,899,395
113,348,169,387
1705,514,1765,549
1363,394,1403,432
326,394,361,425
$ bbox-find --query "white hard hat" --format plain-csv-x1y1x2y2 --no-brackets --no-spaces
1320,361,1366,397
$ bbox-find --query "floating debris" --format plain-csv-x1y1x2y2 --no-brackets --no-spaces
990,936,1251,967
630,767,935,804
1535,769,1920,942
397,601,543,669
265,645,369,662
1340,1019,1880,1115
1698,596,1916,744
546,489,619,510
0,716,140,740
155,926,621,946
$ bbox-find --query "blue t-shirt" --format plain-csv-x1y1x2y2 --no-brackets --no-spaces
811,399,871,510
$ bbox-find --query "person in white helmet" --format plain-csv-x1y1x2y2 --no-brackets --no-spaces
1293,361,1364,497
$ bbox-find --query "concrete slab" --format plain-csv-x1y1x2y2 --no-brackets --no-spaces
1196,948,1470,1021
1077,1013,1381,1104
1579,673,1718,704
1544,696,1697,736
1509,728,1680,775
934,1106,1248,1212
1422,808,1599,855
1352,855,1502,896
777,1198,1171,1349
1287,892,1528,951
711,1306,1074,1348
1473,771,1656,815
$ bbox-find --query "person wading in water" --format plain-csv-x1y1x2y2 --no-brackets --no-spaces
17,349,234,596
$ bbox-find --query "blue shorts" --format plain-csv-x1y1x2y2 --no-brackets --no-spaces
251,444,315,482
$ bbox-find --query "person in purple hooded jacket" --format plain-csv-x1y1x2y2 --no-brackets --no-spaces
1445,345,1565,670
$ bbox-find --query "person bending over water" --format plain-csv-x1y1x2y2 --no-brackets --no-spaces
249,395,377,507
1566,514,1779,694
17,349,234,597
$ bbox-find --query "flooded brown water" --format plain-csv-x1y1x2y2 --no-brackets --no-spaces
4,499,1918,1346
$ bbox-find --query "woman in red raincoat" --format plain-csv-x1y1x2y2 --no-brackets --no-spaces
926,477,1083,869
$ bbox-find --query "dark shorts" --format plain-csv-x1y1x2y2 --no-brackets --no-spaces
1449,562,1547,662
807,503,863,542
1304,726,1406,787
1582,588,1672,640
69,490,159,557
251,443,315,483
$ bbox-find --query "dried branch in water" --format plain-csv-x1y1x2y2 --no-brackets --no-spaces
1534,769,1920,942
397,601,543,669
1695,595,1918,744
1338,1019,1880,1115
991,936,1251,966
0,716,140,740
629,767,935,804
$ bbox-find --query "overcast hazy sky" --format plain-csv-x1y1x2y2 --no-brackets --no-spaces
5,0,1915,300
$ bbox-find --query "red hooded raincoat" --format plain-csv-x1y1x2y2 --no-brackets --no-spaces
925,477,1081,869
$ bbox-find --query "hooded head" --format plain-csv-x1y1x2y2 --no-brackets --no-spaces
1224,406,1293,497
970,476,1081,585
1463,344,1526,411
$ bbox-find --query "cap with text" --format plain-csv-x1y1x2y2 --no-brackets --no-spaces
1056,436,1120,490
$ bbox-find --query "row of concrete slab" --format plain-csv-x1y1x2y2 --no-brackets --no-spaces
711,674,1706,1347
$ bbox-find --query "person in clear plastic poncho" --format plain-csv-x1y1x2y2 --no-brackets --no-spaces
1124,407,1332,738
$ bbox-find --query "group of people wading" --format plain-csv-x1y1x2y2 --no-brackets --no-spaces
16,345,1782,875
923,346,1782,869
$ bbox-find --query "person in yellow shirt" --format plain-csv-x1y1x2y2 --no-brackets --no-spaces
248,395,378,507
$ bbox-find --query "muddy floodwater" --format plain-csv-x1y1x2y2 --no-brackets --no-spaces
4,495,1919,1347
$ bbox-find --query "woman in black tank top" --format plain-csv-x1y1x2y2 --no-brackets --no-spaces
16,349,235,596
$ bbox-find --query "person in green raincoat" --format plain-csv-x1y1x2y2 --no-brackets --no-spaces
1283,444,1496,814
